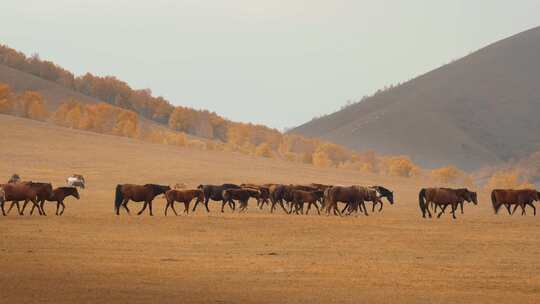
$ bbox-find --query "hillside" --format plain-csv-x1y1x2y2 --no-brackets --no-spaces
291,26,540,169
0,63,102,110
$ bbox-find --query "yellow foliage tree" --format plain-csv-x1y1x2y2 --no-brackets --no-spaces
254,143,274,158
485,170,534,190
382,156,417,177
431,166,463,184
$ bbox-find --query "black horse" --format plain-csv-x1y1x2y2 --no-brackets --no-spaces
193,184,241,212
369,185,395,211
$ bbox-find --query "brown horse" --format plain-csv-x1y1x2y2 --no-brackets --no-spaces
341,186,384,215
419,188,477,219
1,183,45,216
164,189,204,216
491,189,539,216
193,184,241,212
323,186,369,216
7,182,53,216
268,184,290,214
290,189,324,215
240,184,271,209
222,188,261,213
432,188,478,215
114,184,171,216
29,187,80,216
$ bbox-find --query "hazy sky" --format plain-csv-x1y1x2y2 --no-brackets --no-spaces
1,1,539,130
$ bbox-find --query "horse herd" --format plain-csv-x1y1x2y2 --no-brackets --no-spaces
113,182,540,219
113,183,395,217
0,174,83,216
1,174,539,219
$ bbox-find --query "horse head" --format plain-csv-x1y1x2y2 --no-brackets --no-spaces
467,190,478,205
71,187,80,199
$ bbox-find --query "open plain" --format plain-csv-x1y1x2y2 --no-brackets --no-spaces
1,114,539,303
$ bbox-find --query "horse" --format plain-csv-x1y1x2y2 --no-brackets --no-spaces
28,187,80,216
323,186,369,216
418,188,477,219
369,186,395,212
240,184,271,209
290,189,324,215
432,188,477,215
193,184,241,212
339,186,382,215
222,188,261,213
8,182,54,216
8,174,21,184
268,184,291,214
1,183,44,216
164,189,204,216
67,174,86,189
114,184,170,216
491,189,539,216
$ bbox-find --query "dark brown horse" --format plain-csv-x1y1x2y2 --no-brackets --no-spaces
419,188,477,219
114,184,170,216
491,189,539,216
290,189,324,215
432,188,478,215
222,188,261,213
193,184,241,212
164,189,204,216
29,187,80,216
323,186,369,216
1,182,46,216
240,184,271,209
268,184,290,214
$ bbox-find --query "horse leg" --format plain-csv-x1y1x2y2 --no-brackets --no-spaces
0,201,5,216
361,201,369,216
520,203,526,216
122,199,131,215
437,204,447,218
511,204,519,215
40,200,47,216
137,202,148,215
184,200,191,214
148,201,154,216
341,202,349,214
59,201,66,216
279,200,289,214
460,201,464,214
221,200,227,213
528,202,536,216
451,203,457,220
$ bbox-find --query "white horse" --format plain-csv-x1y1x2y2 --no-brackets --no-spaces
67,174,86,189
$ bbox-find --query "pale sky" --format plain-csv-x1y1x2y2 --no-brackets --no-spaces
1,1,539,130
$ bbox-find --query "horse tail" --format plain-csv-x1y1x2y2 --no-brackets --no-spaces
491,191,500,214
419,188,427,217
114,185,123,212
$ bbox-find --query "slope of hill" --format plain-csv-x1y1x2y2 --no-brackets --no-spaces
291,26,540,169
0,63,101,110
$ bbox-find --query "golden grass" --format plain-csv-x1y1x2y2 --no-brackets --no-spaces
1,114,540,303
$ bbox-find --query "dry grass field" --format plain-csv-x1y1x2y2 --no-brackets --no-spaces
1,114,539,303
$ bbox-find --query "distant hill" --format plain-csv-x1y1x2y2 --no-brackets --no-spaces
290,26,540,169
0,64,101,111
